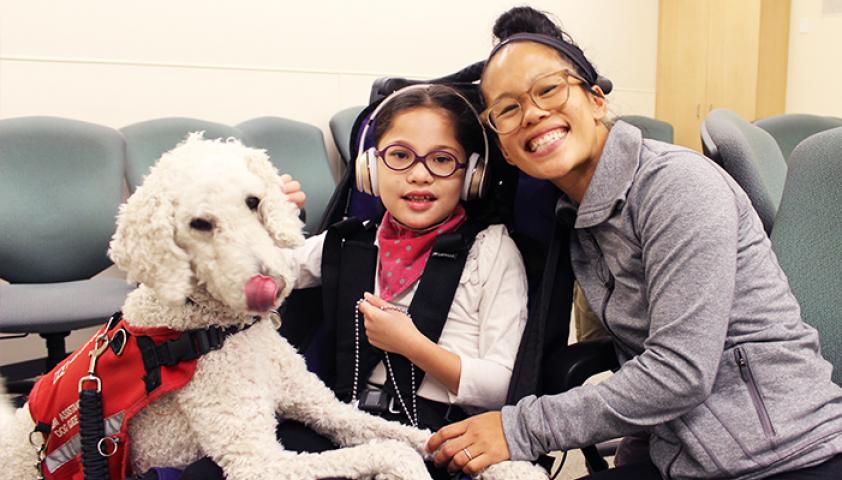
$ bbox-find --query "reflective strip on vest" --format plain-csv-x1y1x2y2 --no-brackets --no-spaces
44,411,125,474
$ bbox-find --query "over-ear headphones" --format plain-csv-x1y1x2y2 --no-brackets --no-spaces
355,84,489,201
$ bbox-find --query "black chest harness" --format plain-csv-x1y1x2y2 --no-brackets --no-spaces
319,217,484,425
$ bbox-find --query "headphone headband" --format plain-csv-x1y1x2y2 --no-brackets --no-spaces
355,83,489,201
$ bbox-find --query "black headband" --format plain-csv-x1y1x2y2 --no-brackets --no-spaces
488,32,613,95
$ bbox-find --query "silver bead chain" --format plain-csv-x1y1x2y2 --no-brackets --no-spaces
353,299,418,427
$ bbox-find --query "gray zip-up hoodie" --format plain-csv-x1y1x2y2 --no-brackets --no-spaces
502,121,842,479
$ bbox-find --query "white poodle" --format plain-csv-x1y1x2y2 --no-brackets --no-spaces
0,134,547,480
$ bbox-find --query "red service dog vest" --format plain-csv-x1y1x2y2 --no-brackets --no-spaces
27,318,199,480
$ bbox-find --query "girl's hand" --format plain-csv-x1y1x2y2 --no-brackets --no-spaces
280,173,306,209
427,411,511,475
358,292,424,356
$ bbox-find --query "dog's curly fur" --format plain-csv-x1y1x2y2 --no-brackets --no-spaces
0,134,547,480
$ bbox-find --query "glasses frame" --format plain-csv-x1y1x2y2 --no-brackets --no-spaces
376,143,467,178
481,68,593,135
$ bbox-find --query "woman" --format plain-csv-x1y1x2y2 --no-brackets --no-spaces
427,7,842,480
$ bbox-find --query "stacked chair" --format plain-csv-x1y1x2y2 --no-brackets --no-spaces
754,113,842,163
0,117,135,387
617,115,674,144
770,127,842,385
700,109,787,235
237,117,335,236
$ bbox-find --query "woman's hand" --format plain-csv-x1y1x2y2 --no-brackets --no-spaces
280,173,306,209
358,292,424,356
427,411,511,475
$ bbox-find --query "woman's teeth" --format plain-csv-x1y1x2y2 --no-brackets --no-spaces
405,195,434,201
528,128,568,152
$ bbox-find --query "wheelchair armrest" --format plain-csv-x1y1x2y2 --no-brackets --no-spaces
541,337,618,395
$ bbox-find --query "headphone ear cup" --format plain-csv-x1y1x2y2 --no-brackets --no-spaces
462,152,487,201
355,147,379,196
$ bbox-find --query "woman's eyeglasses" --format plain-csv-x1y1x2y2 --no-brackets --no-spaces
482,69,592,135
376,144,466,178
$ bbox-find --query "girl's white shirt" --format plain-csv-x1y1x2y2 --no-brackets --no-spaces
290,223,528,411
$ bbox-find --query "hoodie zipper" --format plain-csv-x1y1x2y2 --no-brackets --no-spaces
734,347,776,439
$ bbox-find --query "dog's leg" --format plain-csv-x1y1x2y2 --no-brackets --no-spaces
0,398,41,480
273,341,431,455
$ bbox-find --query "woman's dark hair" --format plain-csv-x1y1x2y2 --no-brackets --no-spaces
372,85,484,160
490,6,598,84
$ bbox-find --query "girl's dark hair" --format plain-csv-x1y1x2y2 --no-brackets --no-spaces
372,85,484,160
491,6,592,80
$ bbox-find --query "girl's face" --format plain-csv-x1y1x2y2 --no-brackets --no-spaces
376,107,466,230
481,42,608,197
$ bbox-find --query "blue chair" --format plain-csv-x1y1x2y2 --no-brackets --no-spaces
701,109,787,235
120,117,242,192
617,115,674,143
0,117,134,377
237,117,336,235
771,127,842,385
330,106,365,165
754,114,842,163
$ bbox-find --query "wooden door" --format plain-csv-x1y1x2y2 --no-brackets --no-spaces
705,0,762,121
655,0,710,151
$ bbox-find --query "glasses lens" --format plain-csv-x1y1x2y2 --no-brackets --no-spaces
382,145,415,170
426,151,459,177
489,98,522,134
532,72,570,110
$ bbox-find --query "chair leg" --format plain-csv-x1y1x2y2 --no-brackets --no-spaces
39,331,70,370
582,445,610,473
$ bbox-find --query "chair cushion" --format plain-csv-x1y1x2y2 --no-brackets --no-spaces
0,278,135,334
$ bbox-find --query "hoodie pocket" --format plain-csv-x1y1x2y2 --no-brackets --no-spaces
735,347,776,441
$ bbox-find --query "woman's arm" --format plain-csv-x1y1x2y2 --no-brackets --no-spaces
430,156,743,473
502,157,740,460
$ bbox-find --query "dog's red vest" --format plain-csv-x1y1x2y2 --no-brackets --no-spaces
27,318,199,480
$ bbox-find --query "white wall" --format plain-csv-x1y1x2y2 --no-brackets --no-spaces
786,0,842,115
0,1,658,156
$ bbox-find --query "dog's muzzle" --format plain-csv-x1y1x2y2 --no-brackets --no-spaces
245,274,283,312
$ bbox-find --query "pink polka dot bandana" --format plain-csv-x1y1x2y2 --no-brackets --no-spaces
377,205,467,301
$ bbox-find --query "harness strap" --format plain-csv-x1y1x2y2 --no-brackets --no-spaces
506,210,575,403
324,218,379,398
385,219,485,418
136,321,256,393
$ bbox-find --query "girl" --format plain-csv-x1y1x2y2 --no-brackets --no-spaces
428,7,842,480
182,84,528,480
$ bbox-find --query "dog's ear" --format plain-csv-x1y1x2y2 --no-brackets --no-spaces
108,172,193,305
243,149,306,248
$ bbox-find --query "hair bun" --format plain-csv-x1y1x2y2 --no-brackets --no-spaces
493,6,562,41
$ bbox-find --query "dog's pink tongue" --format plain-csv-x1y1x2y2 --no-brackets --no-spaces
245,275,279,312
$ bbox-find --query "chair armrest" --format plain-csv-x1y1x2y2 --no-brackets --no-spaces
541,337,618,395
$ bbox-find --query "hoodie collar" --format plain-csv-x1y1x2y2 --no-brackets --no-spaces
555,120,643,229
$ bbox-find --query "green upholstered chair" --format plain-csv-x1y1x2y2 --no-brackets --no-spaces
617,115,674,143
120,117,242,192
0,116,134,373
237,117,336,236
700,109,787,235
754,114,842,164
329,105,365,165
771,127,842,385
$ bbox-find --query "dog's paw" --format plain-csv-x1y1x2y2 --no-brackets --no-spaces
370,439,432,480
407,428,433,458
475,460,549,480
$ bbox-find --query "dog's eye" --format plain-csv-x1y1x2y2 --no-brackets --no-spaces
189,218,214,231
246,196,260,211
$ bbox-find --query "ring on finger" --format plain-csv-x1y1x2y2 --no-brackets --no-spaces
463,447,473,461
